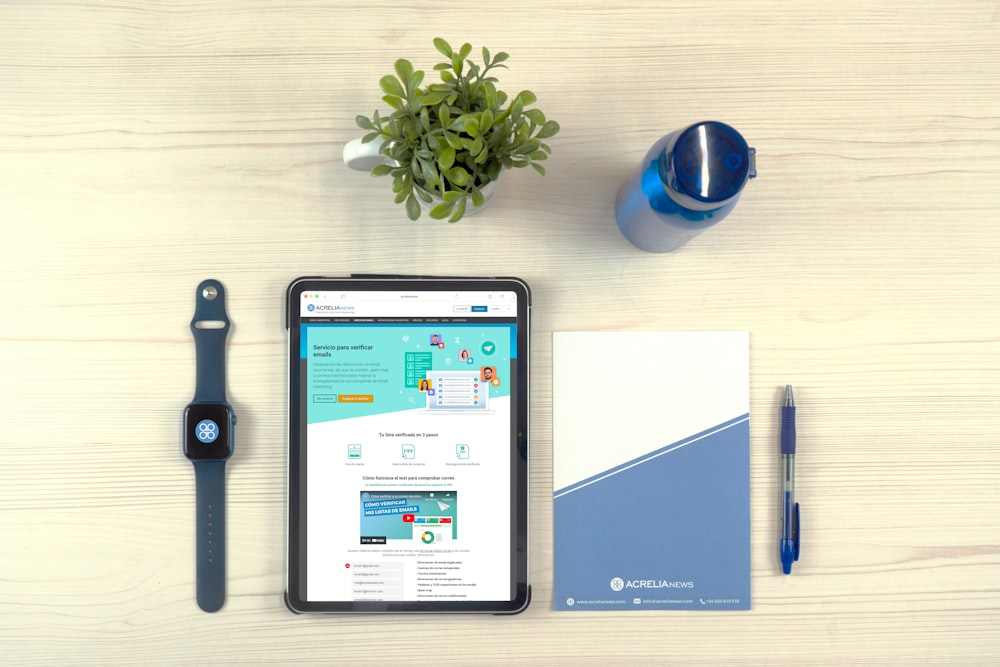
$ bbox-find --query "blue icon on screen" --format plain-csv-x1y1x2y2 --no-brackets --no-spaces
196,419,219,443
307,304,315,312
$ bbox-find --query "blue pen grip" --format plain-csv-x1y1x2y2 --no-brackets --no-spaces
780,406,796,454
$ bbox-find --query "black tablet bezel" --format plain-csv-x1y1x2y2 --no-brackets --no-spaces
284,276,530,614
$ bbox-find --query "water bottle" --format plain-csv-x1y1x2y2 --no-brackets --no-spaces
615,121,756,252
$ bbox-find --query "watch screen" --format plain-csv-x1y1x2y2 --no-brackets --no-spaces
184,404,232,460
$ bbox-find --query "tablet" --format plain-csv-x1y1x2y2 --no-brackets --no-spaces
284,276,530,613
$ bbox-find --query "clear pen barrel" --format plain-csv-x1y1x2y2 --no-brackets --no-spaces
781,454,795,540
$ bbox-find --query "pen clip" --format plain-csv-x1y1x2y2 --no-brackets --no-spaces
792,502,801,562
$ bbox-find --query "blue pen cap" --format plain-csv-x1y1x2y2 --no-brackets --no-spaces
659,121,755,204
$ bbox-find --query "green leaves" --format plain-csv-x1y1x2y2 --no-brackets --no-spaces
461,115,479,138
355,38,560,222
381,60,424,103
433,38,453,58
445,166,470,186
515,90,537,107
405,194,421,221
437,146,455,170
479,109,494,134
537,120,560,139
429,191,467,222
448,196,467,222
379,74,404,99
394,59,414,85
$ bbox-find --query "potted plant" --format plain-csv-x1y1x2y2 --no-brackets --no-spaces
353,38,559,222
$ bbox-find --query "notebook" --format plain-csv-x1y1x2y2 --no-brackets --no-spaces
552,331,750,611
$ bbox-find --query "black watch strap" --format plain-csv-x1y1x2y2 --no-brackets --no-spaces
190,278,232,612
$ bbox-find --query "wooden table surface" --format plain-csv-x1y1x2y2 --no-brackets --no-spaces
2,1,998,664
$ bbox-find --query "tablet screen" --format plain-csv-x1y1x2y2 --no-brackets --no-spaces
285,277,530,613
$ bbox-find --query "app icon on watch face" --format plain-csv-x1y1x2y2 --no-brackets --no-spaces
196,419,219,443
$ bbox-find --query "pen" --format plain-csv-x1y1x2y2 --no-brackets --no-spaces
779,384,801,575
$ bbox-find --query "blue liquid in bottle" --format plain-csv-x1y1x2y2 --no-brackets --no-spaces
615,121,756,252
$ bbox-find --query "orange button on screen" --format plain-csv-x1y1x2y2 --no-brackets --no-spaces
338,394,374,403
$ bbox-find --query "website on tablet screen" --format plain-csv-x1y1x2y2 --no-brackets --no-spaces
297,290,518,602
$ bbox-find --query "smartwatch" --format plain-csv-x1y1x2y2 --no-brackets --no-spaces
182,279,236,612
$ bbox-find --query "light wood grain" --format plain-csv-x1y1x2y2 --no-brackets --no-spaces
2,0,999,664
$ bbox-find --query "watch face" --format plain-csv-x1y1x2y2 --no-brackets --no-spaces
184,403,233,460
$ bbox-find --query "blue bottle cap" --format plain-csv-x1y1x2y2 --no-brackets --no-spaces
662,121,753,204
